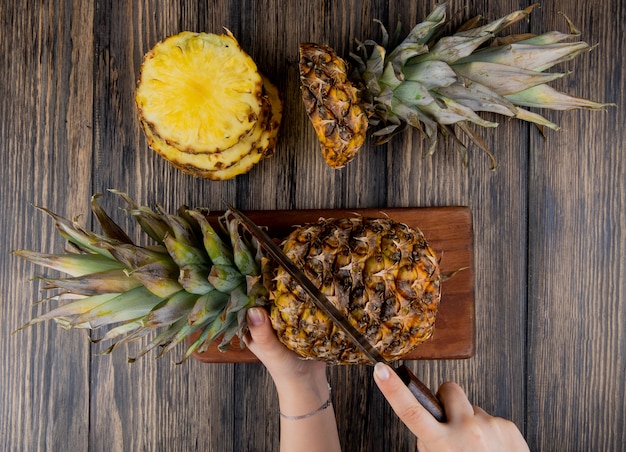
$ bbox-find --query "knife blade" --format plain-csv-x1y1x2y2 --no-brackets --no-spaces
227,205,446,422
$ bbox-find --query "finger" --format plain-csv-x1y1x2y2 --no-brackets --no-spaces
473,405,489,416
436,382,474,420
373,363,441,439
244,307,276,345
243,307,290,362
416,438,430,452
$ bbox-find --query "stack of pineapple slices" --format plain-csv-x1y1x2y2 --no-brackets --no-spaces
136,31,282,180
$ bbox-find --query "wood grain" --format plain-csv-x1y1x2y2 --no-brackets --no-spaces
526,1,626,450
0,1,94,450
1,1,624,451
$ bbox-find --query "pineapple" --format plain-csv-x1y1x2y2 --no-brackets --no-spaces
299,3,614,168
136,31,282,180
272,216,440,363
299,44,369,168
14,192,441,365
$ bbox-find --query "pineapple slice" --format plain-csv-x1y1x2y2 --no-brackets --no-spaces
136,31,262,152
176,144,272,180
185,79,282,179
136,31,282,179
141,77,281,179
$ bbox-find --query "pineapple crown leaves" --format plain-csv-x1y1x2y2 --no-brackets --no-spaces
13,191,267,363
350,2,615,167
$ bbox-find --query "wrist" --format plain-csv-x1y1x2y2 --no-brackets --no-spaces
269,361,328,395
278,382,332,420
275,375,330,401
273,371,332,419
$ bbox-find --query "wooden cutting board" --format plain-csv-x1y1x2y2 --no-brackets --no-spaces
192,206,474,363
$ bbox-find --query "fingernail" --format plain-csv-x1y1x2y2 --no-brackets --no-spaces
374,362,390,380
247,307,265,326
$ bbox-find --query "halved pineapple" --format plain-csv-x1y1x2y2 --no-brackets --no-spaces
299,43,369,168
136,31,282,179
299,4,614,169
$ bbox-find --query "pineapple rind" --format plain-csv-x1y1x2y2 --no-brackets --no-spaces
270,216,441,364
299,43,369,168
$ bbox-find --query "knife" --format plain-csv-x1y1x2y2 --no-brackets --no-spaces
227,205,446,423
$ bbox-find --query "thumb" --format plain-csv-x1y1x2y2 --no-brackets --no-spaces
373,363,441,440
244,307,291,362
245,307,276,345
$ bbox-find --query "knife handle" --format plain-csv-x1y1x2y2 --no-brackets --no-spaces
395,364,446,423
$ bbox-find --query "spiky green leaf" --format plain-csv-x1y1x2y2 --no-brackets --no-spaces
41,269,142,295
505,84,616,110
452,62,567,96
12,250,124,277
71,286,163,329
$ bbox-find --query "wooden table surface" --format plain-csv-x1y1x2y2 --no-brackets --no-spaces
1,1,624,451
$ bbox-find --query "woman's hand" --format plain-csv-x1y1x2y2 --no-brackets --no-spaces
243,307,328,399
244,307,341,452
373,363,530,452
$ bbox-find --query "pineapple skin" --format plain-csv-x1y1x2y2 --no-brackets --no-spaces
15,193,441,365
270,217,440,364
299,43,369,169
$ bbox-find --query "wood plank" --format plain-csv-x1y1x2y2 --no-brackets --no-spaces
526,1,626,450
377,2,531,444
87,1,243,451
192,206,474,363
0,1,94,450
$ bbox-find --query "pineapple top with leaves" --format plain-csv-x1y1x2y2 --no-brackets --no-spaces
14,193,441,365
300,3,614,169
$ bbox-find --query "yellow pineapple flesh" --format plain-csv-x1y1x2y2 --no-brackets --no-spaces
136,31,282,179
141,76,282,180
